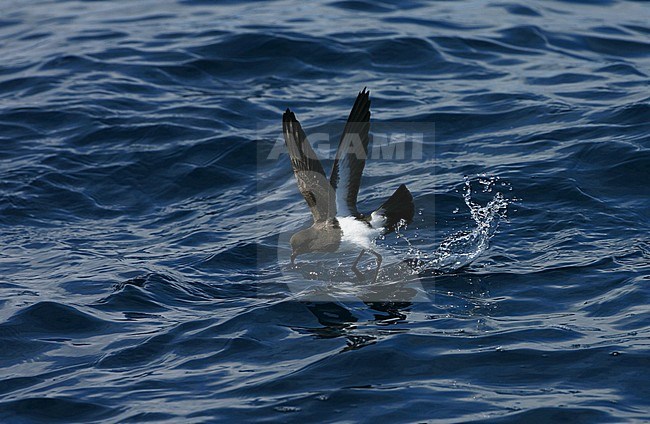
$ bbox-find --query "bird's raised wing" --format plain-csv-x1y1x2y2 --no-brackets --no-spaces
283,109,336,222
329,88,371,218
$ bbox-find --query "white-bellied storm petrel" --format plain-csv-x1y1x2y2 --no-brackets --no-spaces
283,88,415,282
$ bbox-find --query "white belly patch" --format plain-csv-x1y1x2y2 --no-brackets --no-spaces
337,216,382,251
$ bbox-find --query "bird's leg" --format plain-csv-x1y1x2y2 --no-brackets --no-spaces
351,249,366,281
368,249,383,283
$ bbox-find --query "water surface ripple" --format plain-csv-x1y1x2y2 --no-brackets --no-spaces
1,0,649,422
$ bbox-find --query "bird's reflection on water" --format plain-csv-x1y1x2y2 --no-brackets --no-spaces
285,252,497,352
302,299,412,352
285,255,424,352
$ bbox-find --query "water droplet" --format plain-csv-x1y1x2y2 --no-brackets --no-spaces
274,406,301,413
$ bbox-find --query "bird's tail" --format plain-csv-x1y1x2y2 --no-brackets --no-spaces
370,184,415,233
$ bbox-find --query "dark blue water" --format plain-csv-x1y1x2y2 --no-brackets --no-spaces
1,0,649,422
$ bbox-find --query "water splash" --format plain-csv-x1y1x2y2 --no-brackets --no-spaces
283,174,511,296
406,175,510,273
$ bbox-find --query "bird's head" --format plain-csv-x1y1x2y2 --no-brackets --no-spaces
289,228,317,265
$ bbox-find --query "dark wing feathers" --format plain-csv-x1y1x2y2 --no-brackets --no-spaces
329,88,371,217
282,109,336,222
369,183,415,233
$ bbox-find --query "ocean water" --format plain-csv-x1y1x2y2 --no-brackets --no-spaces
1,0,649,422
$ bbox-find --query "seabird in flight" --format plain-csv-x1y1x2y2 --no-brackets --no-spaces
283,88,415,282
